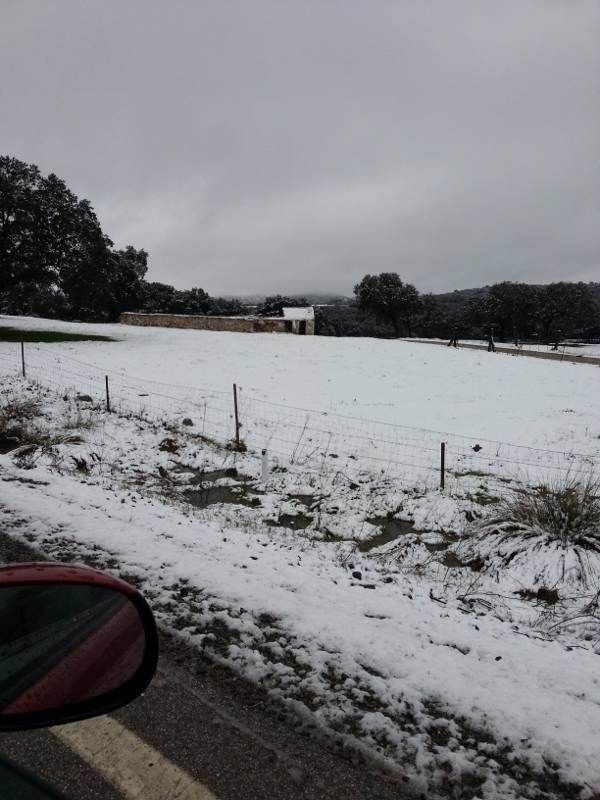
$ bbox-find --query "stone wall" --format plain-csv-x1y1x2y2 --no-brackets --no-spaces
290,318,315,335
120,312,314,335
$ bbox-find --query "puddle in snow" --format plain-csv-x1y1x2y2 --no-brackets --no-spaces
0,435,20,454
268,512,313,530
172,463,252,485
358,517,415,552
184,485,262,509
287,494,319,508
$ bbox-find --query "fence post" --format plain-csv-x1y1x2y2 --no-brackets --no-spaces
105,375,111,413
440,442,446,490
233,383,240,450
20,341,25,378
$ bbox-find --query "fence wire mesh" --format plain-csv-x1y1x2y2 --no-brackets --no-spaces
1,341,598,488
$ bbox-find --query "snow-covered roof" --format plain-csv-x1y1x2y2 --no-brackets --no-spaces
282,307,314,320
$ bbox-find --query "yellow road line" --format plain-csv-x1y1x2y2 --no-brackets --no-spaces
53,715,218,800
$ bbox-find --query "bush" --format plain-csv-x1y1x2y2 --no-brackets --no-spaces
0,392,81,458
0,395,41,435
500,475,600,551
0,394,41,454
454,474,600,592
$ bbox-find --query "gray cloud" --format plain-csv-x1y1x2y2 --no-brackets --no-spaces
2,0,599,295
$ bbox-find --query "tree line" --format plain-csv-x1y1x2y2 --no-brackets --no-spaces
318,274,600,343
2,156,598,341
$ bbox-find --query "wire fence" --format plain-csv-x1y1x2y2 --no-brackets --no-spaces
1,341,598,489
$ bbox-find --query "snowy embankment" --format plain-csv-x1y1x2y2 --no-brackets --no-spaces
1,317,600,798
1,459,599,799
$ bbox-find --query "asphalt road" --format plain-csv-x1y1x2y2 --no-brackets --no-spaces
404,337,600,366
0,530,413,800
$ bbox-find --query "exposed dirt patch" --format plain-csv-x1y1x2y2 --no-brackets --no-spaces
441,551,486,571
516,587,560,605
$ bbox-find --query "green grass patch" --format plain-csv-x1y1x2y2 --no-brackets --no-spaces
0,327,114,343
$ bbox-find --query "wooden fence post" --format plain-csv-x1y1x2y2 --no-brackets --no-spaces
105,375,111,412
440,442,446,490
20,341,25,378
233,383,240,450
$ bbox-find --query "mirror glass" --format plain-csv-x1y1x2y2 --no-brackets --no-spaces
0,583,146,715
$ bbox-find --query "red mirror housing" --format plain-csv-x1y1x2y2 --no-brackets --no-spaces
0,563,158,731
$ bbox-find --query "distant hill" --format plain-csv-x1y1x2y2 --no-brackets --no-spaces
225,293,350,307
428,282,600,316
228,293,349,305
228,283,600,310
425,286,490,315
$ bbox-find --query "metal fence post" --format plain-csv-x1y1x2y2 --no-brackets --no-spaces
20,341,25,378
105,375,111,412
440,442,446,490
233,383,240,450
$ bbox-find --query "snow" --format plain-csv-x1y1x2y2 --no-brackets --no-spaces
282,307,314,320
1,316,600,797
1,451,598,798
1,315,599,457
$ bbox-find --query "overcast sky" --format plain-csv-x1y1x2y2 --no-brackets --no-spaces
2,1,599,296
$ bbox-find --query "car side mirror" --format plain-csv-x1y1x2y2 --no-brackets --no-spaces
0,563,158,731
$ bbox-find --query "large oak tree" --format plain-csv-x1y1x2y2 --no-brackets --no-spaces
354,273,421,336
0,155,147,320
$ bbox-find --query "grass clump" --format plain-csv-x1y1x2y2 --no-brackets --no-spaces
0,393,42,453
0,395,41,431
0,392,81,457
454,474,600,592
500,474,600,552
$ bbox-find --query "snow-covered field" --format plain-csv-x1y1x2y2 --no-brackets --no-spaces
0,315,599,447
1,316,600,799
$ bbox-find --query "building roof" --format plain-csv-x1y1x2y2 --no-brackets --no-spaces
281,307,314,321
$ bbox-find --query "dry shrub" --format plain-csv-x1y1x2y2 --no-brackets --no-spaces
0,393,81,458
0,395,42,452
0,395,41,433
453,474,600,593
62,406,97,431
500,474,600,552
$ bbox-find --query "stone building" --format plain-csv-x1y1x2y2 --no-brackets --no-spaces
120,307,315,335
